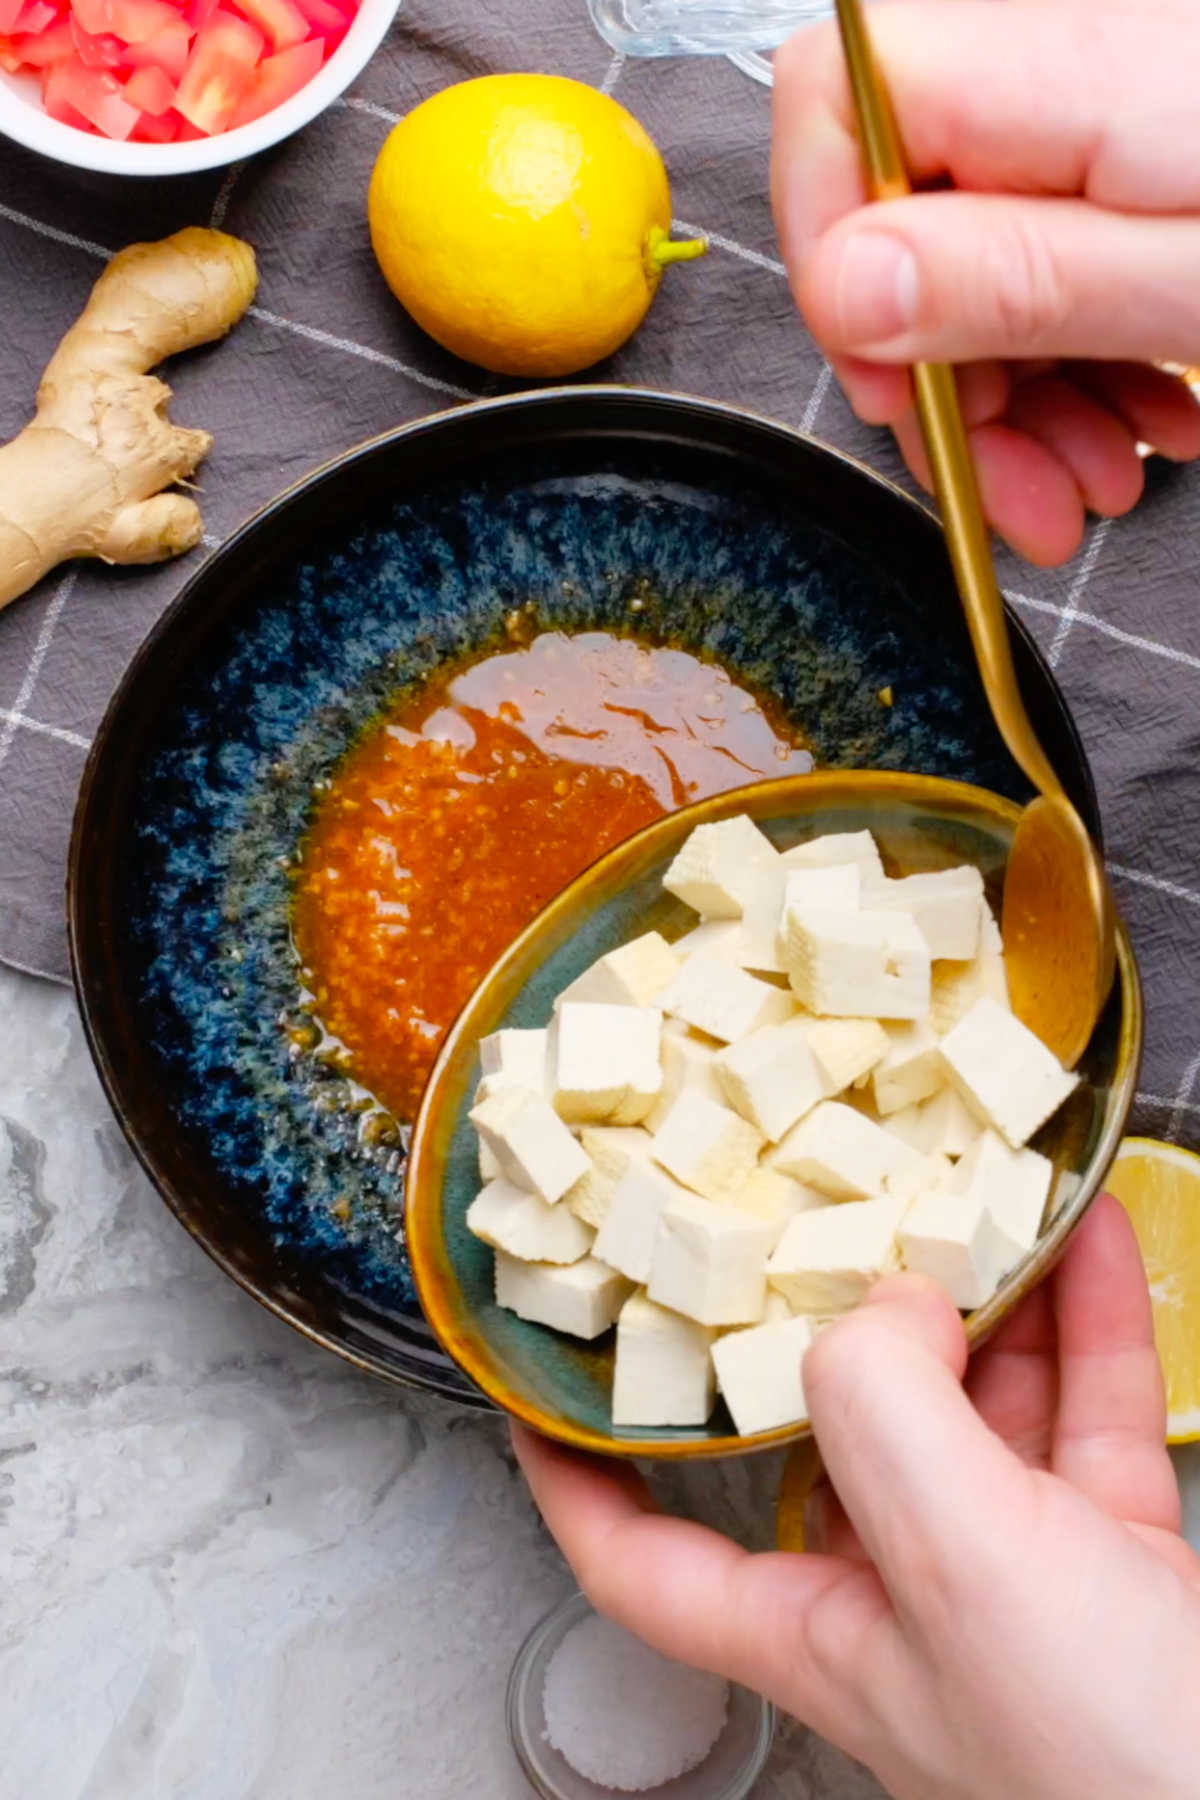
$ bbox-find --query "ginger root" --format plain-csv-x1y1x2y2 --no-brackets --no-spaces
0,226,257,611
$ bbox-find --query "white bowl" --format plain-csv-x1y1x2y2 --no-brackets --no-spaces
0,0,402,176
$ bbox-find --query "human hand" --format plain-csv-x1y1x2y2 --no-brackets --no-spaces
513,1194,1200,1800
770,1,1200,566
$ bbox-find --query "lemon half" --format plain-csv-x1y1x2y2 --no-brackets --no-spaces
1107,1136,1200,1444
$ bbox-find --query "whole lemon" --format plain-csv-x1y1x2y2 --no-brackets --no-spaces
367,73,706,378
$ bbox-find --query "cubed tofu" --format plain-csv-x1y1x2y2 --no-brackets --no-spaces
715,1018,828,1142
611,1291,716,1426
551,1002,663,1126
949,1128,1054,1261
650,1090,765,1201
929,901,1011,1033
783,908,931,1021
467,1177,595,1264
736,862,789,974
938,997,1078,1148
804,1017,890,1094
469,1086,591,1205
566,1126,656,1229
555,932,682,1009
780,830,885,882
660,953,794,1042
768,1100,922,1200
644,1026,725,1132
867,865,985,961
711,1314,815,1436
898,1190,1010,1310
662,815,780,918
593,1159,696,1284
884,1085,983,1159
782,863,862,919
494,1251,631,1339
647,1190,776,1325
767,1195,907,1312
885,1150,954,1202
872,1019,944,1116
728,1165,828,1249
478,1028,550,1092
762,1288,796,1322
672,919,747,966
479,1140,502,1182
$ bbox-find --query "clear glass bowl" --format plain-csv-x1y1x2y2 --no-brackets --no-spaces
506,1591,776,1800
588,0,831,56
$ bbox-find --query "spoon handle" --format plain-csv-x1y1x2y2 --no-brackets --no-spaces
832,0,1064,802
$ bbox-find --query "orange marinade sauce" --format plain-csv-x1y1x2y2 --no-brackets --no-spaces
292,630,813,1119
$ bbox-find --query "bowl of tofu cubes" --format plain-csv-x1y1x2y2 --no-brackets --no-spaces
406,768,1141,1457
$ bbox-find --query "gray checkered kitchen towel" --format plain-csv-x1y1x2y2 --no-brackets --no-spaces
1,0,1199,1145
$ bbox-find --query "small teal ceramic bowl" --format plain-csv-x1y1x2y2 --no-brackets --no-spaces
70,386,1105,1403
407,770,1141,1458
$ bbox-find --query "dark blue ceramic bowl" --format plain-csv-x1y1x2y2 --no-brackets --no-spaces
68,388,1097,1402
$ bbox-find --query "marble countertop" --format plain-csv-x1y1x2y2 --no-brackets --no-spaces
3,961,1198,1800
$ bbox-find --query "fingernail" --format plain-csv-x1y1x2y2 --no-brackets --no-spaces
833,231,919,346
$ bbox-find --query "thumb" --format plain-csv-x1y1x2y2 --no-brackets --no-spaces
799,191,1200,365
804,1274,1033,1626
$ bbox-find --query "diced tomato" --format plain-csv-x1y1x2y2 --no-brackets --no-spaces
290,0,349,27
42,58,91,123
12,0,58,31
130,99,180,137
0,16,72,64
226,30,316,123
69,14,124,65
121,55,172,108
183,0,218,30
122,17,189,76
226,0,305,50
0,0,26,34
174,112,205,136
173,7,262,132
45,50,139,134
71,0,177,42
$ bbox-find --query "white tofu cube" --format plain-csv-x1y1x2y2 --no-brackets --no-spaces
551,1002,663,1126
566,1126,656,1229
804,1017,890,1094
898,1191,1010,1310
736,862,789,973
938,996,1078,1148
782,863,862,919
494,1251,631,1339
728,1165,828,1249
611,1292,716,1427
885,1086,983,1159
767,1195,907,1312
762,1288,796,1322
469,1086,591,1205
872,1019,944,1116
555,932,682,1009
885,1150,954,1202
467,1178,595,1264
867,865,985,961
768,1100,922,1200
663,815,780,918
715,1018,827,1142
780,830,885,882
712,1314,815,1436
929,901,1011,1033
593,1160,696,1284
783,908,931,1021
479,1140,502,1182
478,1028,549,1092
650,1091,765,1201
660,953,794,1042
672,919,747,966
949,1128,1054,1261
647,1191,776,1325
644,1026,724,1132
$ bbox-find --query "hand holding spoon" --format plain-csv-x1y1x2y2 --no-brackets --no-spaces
833,0,1115,1067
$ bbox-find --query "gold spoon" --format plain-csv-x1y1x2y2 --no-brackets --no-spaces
833,0,1115,1067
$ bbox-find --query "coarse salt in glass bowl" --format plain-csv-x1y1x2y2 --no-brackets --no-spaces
507,1591,776,1800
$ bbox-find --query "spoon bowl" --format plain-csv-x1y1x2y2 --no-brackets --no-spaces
406,769,1141,1457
